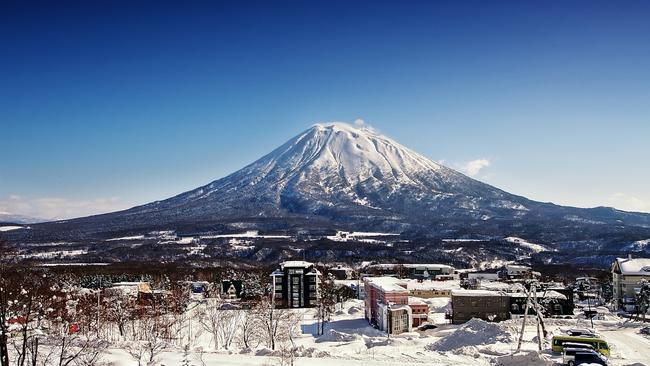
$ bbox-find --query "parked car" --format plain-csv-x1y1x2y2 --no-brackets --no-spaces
418,323,437,331
567,328,597,337
563,348,598,365
571,351,608,366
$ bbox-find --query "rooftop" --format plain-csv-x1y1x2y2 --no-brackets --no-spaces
451,289,508,297
364,276,408,293
280,260,314,269
616,257,650,275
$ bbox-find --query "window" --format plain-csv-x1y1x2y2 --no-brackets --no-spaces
511,304,519,311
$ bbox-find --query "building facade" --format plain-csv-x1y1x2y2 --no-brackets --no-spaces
271,261,320,308
364,277,412,334
451,289,510,324
611,256,650,311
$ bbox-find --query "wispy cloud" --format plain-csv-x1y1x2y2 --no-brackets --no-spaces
459,158,491,177
605,192,650,213
0,195,129,220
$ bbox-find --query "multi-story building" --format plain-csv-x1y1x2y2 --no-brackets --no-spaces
363,277,412,334
451,289,510,324
611,255,650,311
270,261,320,308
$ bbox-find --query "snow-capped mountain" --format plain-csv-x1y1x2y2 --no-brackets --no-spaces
9,123,650,245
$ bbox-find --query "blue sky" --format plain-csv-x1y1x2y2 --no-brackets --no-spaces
1,0,649,219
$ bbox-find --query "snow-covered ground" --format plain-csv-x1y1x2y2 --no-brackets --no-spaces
0,225,27,231
96,298,650,366
504,236,550,253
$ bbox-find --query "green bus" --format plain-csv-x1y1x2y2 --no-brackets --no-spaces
551,335,610,357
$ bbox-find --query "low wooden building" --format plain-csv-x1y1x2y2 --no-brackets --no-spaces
451,289,510,324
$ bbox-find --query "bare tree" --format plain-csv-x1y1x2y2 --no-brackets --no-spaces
0,238,17,366
255,298,300,351
315,280,336,335
238,308,262,349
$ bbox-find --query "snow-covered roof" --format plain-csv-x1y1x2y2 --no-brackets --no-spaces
478,281,516,291
510,291,567,300
280,260,314,269
408,296,427,305
616,257,650,275
506,264,531,271
451,289,508,297
364,277,408,293
405,280,458,291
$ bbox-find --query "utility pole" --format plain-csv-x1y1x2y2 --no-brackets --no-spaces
533,289,542,351
386,303,391,339
516,280,549,353
96,289,101,337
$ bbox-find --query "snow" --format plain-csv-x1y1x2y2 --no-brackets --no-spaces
615,256,650,274
23,294,650,366
0,225,27,231
364,277,408,293
200,230,291,239
281,260,315,269
624,239,650,251
105,235,145,241
426,318,512,352
504,237,549,253
326,231,398,242
451,289,508,297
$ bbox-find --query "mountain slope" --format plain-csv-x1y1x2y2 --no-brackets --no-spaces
9,123,650,243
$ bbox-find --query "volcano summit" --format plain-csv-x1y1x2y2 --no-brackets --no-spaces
6,123,650,262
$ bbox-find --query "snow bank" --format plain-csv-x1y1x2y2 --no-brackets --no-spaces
494,351,553,366
347,305,362,315
426,318,511,352
315,329,360,343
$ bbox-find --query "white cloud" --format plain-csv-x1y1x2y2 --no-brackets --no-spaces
353,118,365,127
0,195,129,220
460,158,491,177
605,192,650,213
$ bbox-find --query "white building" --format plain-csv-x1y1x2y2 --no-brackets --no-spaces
611,255,650,311
506,264,532,277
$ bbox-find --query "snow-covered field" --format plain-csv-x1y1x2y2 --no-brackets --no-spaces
0,225,27,231
95,298,650,366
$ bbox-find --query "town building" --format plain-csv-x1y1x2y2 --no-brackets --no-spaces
468,272,500,281
363,277,412,334
328,265,354,280
364,263,455,280
611,255,650,311
221,280,243,299
506,264,532,278
106,281,151,297
270,261,320,308
407,281,453,298
451,289,510,324
509,290,572,317
408,297,429,327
